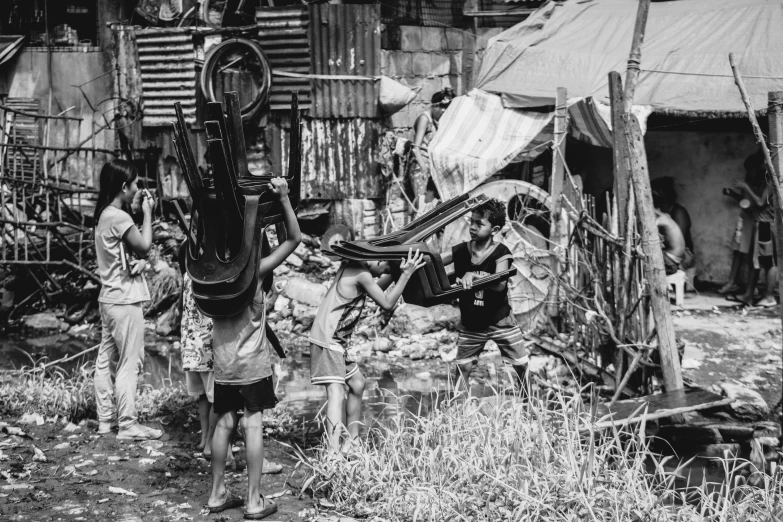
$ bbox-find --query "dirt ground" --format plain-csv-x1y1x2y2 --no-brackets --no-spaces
673,293,782,409
0,419,316,522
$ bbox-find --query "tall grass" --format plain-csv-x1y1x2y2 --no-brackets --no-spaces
297,387,783,521
0,363,190,422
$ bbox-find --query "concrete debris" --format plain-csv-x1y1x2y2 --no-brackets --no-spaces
719,382,770,421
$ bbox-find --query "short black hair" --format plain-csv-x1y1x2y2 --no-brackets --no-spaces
474,198,506,229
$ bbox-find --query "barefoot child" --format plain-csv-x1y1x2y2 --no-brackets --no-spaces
205,177,300,519
309,249,425,453
440,199,528,394
177,243,218,458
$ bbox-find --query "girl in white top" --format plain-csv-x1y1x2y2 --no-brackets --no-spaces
93,159,161,441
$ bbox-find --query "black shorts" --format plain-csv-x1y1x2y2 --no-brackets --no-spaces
213,376,278,415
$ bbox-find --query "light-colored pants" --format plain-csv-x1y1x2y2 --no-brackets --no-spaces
95,302,145,430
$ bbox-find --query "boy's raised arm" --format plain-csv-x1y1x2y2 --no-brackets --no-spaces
358,249,425,311
258,177,302,279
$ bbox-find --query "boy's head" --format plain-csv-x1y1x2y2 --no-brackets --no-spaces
365,260,392,277
469,199,506,241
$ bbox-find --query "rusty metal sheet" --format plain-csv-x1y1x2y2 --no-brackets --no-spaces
135,28,197,127
278,117,384,200
309,4,381,118
256,7,312,112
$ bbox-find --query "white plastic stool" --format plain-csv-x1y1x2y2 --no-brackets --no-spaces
666,270,686,306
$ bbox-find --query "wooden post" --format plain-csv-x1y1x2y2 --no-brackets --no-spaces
609,72,630,235
623,0,651,113
767,92,783,416
548,87,568,319
622,113,684,391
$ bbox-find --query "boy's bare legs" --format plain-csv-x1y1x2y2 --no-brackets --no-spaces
197,395,210,451
511,364,529,396
325,383,346,452
739,268,760,305
208,410,238,508
343,371,366,452
719,251,744,294
758,266,778,307
241,409,269,514
454,361,475,397
201,401,218,459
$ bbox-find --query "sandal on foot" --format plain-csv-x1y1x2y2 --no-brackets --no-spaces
262,459,283,474
205,492,244,514
244,498,277,520
717,283,740,295
116,424,163,441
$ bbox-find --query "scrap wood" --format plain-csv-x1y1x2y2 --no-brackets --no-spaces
591,387,733,430
528,334,638,397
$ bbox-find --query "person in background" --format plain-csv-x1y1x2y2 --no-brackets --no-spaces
651,177,695,271
206,177,299,520
413,177,443,251
178,243,218,458
309,250,425,454
718,153,759,295
732,154,778,307
655,209,687,276
93,159,162,441
411,88,454,198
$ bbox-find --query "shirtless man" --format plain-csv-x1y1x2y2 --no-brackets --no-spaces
656,209,686,275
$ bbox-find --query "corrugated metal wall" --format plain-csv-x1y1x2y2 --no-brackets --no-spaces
309,4,381,118
273,117,384,200
256,7,312,112
136,28,197,127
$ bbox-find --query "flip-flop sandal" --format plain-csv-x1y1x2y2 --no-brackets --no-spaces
262,459,283,474
205,492,244,514
724,294,751,306
717,284,741,295
116,427,163,441
244,499,277,520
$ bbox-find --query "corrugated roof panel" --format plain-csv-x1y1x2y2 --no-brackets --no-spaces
309,4,381,118
256,7,312,112
136,28,197,127
279,117,384,200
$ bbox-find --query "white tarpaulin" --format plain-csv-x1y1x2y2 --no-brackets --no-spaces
477,0,783,113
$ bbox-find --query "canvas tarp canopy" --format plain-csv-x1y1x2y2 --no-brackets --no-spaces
430,89,618,199
477,0,783,114
429,0,783,199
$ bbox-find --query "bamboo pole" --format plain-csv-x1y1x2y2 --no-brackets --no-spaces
622,114,683,391
610,72,630,235
767,91,783,417
623,0,650,113
548,87,568,320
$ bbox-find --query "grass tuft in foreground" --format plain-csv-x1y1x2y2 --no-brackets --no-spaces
297,387,783,521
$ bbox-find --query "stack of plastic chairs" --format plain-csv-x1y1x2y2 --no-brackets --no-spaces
327,193,517,307
171,92,302,358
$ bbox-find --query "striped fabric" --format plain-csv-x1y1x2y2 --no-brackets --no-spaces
429,89,554,201
429,90,614,201
567,97,613,148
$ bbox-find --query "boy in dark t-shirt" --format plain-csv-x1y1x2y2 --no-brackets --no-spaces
440,199,528,393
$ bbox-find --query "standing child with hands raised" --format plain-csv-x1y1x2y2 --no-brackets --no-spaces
206,176,300,520
93,159,162,441
309,248,426,455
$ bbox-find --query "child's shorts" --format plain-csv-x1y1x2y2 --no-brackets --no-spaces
213,376,278,415
310,343,359,386
455,315,529,366
186,370,215,403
